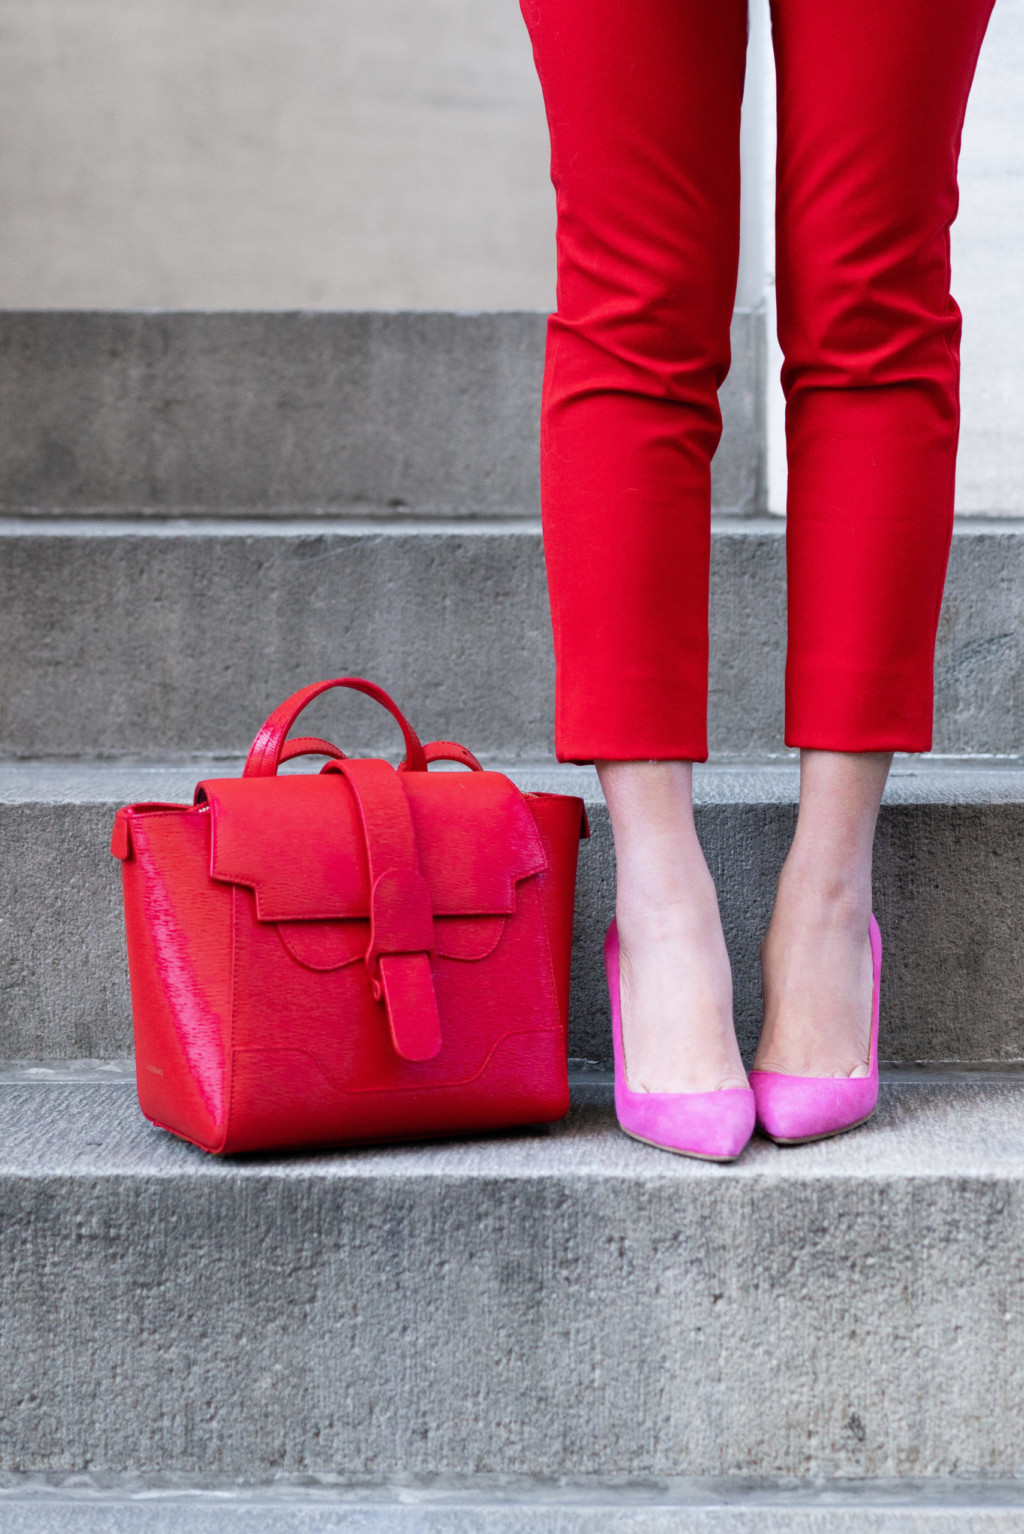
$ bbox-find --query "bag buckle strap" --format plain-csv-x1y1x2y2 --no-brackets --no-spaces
329,758,442,1064
366,867,440,1063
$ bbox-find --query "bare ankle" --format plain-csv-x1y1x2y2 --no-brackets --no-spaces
771,852,872,929
597,762,745,1094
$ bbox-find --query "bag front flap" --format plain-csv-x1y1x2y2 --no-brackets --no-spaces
197,766,548,922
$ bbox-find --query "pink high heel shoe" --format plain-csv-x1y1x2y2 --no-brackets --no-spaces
750,913,882,1145
605,920,755,1163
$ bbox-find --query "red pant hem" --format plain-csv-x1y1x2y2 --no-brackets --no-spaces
555,741,710,765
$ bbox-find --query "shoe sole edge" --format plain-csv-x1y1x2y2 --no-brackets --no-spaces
760,1107,876,1147
618,1124,746,1163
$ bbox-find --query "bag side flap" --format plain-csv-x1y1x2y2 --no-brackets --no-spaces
198,769,547,922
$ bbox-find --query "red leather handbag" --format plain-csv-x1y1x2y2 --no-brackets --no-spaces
111,677,588,1154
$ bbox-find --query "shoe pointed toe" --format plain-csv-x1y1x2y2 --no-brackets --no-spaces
751,912,883,1146
750,1069,878,1144
616,1085,755,1162
605,917,754,1162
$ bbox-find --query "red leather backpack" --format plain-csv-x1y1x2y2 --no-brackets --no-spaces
111,677,588,1154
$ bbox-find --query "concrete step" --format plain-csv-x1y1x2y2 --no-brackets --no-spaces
0,517,1022,760
3,1476,1024,1532
2,1071,1024,1480
0,310,762,518
2,758,1023,1067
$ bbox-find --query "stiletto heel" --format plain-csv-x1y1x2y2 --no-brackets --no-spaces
605,920,755,1162
750,913,882,1145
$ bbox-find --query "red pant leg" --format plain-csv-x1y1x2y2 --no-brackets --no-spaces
521,0,748,763
774,0,995,751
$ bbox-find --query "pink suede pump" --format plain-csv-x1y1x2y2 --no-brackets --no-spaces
750,913,882,1145
605,920,756,1162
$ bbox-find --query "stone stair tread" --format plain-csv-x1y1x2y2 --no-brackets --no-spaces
4,512,1019,535
2,755,1023,806
3,1075,1024,1181
0,514,548,536
2,1476,1024,1533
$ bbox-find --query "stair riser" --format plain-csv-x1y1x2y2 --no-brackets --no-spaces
0,525,1021,758
4,797,1023,1065
573,799,1024,1067
2,1111,1022,1479
0,311,762,517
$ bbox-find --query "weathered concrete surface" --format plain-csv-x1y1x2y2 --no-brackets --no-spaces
1,760,1023,1066
0,518,1021,760
3,1479,1024,1533
0,522,561,759
0,311,763,518
2,1079,1024,1477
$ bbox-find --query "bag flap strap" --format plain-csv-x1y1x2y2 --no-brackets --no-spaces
331,758,442,1064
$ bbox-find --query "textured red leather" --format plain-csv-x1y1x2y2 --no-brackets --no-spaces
113,678,587,1154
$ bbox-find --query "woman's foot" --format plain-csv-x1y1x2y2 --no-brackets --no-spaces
756,876,874,1077
598,760,747,1094
753,749,891,1080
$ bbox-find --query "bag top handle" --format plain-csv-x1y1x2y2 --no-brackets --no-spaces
243,677,428,778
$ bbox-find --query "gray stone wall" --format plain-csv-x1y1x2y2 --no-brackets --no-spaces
954,0,1024,514
0,0,555,312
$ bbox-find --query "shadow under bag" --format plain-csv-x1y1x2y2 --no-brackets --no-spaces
111,677,588,1154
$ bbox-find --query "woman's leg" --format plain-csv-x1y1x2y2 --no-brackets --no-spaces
520,0,749,1091
599,761,746,1093
520,0,747,764
760,0,995,1076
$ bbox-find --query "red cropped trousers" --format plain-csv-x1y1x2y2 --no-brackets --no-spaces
520,0,995,762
